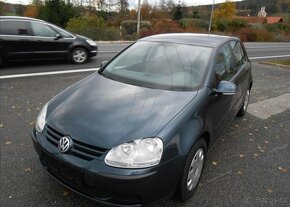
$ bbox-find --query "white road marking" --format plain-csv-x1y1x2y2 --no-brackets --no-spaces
249,54,290,60
0,55,289,80
99,51,119,53
248,93,290,120
0,68,99,80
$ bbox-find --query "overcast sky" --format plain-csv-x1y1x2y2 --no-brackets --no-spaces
5,0,242,7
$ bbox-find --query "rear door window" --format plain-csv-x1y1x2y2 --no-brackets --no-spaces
215,43,235,82
229,41,246,67
0,20,31,35
30,22,57,37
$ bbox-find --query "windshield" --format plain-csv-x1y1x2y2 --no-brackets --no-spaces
101,41,213,91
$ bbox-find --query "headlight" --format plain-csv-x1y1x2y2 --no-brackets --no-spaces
86,39,97,46
105,138,163,168
35,103,48,133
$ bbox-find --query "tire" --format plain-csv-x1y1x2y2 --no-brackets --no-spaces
71,47,88,64
237,89,250,117
0,56,3,68
177,139,207,201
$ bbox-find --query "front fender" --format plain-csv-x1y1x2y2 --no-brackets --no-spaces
158,87,213,163
68,41,90,51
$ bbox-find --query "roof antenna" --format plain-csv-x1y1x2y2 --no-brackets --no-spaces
208,0,215,34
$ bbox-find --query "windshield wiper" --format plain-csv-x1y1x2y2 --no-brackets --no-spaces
101,73,115,80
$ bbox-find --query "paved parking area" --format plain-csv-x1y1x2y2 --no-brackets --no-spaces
0,62,289,207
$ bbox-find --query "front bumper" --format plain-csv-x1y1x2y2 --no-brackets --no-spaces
31,128,184,206
89,50,97,57
88,46,98,57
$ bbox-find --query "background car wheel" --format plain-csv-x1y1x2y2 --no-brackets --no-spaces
177,139,207,201
237,89,250,117
0,56,3,68
71,47,88,64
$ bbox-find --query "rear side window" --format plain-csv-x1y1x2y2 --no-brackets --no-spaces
230,41,246,66
0,20,31,35
30,22,57,37
215,44,235,82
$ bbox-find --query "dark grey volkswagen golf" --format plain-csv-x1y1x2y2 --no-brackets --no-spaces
32,34,252,206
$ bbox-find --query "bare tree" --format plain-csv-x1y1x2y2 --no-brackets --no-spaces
159,0,176,12
117,0,129,12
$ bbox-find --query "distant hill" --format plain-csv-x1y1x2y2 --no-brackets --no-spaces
183,0,289,23
235,0,289,16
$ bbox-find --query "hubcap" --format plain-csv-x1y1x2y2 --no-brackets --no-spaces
73,50,86,63
243,90,250,112
186,148,204,191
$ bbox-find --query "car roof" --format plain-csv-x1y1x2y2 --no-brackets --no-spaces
0,16,45,22
140,33,239,48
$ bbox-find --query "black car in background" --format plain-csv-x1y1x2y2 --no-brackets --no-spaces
0,16,98,67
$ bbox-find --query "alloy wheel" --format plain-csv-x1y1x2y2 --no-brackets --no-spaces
72,49,87,63
186,148,205,191
243,89,250,112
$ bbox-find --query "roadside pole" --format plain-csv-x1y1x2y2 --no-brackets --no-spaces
208,0,215,34
137,0,141,35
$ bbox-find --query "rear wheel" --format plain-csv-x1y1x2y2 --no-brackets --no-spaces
0,56,3,68
237,89,250,117
177,139,207,201
71,47,88,64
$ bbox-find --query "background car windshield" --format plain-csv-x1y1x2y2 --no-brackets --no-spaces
102,41,212,91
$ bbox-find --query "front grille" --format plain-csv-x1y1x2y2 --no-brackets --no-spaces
45,125,107,161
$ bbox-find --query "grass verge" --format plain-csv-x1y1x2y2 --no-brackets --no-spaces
262,59,290,68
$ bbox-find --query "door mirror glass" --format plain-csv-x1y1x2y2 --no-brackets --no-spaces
215,81,237,95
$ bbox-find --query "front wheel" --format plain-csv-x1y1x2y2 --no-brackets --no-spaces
177,139,207,201
0,56,3,68
71,47,88,64
237,89,250,117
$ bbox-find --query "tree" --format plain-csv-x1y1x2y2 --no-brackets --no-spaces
192,10,199,18
115,0,129,22
213,0,236,20
24,5,39,18
96,0,107,11
173,3,183,20
38,0,76,27
159,0,175,12
117,0,128,13
66,14,106,40
0,1,9,16
141,2,152,20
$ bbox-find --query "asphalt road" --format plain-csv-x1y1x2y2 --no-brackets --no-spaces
0,42,290,207
1,42,290,76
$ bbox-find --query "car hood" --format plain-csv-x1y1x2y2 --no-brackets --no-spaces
46,73,197,149
75,34,90,40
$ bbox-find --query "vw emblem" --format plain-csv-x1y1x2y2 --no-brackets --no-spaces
58,136,73,153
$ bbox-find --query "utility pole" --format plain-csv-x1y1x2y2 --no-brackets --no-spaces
137,0,141,35
208,0,215,34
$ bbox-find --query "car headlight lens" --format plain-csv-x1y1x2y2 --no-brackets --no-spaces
35,103,48,133
86,39,97,46
105,138,163,168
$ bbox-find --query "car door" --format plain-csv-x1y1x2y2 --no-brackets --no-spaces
213,42,239,137
229,40,251,111
29,21,70,59
0,19,33,60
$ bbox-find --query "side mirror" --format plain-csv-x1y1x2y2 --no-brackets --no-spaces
100,61,108,67
214,81,237,95
54,34,62,40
